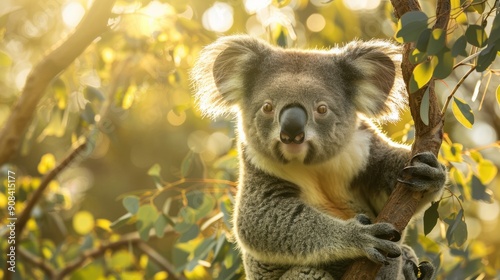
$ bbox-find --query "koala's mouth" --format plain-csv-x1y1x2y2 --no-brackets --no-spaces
279,142,309,163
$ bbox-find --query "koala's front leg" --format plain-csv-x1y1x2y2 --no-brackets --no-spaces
235,181,402,267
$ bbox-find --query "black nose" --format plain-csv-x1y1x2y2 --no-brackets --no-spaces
279,106,307,144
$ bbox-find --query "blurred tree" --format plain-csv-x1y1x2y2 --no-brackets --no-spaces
0,0,499,279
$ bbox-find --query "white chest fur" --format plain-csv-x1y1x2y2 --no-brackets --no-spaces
247,129,372,218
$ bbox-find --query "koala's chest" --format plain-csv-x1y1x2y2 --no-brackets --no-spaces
274,163,360,219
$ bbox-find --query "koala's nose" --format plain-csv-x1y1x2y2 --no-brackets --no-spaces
279,106,307,144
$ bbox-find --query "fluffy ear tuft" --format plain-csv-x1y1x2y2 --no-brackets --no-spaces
339,40,405,121
190,35,270,118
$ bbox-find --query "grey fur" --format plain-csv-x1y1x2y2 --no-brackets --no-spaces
191,35,446,280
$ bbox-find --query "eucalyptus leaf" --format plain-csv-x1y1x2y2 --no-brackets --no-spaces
396,11,429,42
423,201,439,235
451,36,468,57
122,195,140,214
451,97,474,129
465,25,488,47
420,88,430,126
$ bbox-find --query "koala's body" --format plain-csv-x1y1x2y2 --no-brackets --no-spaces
191,35,446,280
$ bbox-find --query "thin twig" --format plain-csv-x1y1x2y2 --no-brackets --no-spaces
136,241,186,280
18,248,56,278
14,141,88,238
441,66,477,115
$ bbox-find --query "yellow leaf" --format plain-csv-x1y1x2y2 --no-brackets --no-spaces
441,142,463,162
451,97,474,129
37,153,56,175
110,250,134,271
451,167,471,199
153,271,168,280
96,219,112,232
73,211,95,235
477,160,497,185
140,254,149,269
184,265,209,280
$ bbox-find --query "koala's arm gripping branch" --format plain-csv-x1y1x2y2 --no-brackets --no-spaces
342,0,450,279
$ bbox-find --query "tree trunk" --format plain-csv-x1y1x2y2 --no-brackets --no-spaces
342,0,450,278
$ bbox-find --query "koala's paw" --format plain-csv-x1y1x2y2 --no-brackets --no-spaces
350,214,402,265
403,260,435,280
398,152,446,192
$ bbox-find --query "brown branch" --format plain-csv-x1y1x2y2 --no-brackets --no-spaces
15,141,87,238
342,0,450,278
0,0,116,166
17,230,185,280
18,248,57,278
136,241,186,280
4,141,88,280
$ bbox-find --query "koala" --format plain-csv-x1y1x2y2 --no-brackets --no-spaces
191,35,446,280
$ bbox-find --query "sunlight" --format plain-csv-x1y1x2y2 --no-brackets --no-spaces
342,0,381,10
62,2,85,29
306,13,326,32
202,2,234,33
244,0,272,13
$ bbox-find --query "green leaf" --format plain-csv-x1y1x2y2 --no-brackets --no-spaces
154,214,172,238
396,11,429,42
194,194,216,221
409,59,436,93
452,97,474,129
147,163,161,177
181,151,195,178
178,224,199,242
193,236,216,261
410,48,427,64
445,210,467,246
476,44,497,72
488,13,500,44
423,201,439,235
420,87,430,126
147,163,163,189
427,28,446,55
471,176,493,203
465,25,488,47
451,36,468,57
416,29,432,51
84,86,105,101
136,205,159,241
110,213,133,230
81,103,95,124
433,50,454,79
123,195,140,214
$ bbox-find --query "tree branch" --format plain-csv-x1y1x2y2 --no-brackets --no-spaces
0,0,116,166
17,231,185,280
342,0,450,278
15,141,88,238
4,141,88,279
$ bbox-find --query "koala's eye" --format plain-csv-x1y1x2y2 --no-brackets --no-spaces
262,102,273,113
317,105,328,114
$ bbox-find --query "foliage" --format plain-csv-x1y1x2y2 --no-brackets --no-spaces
0,0,499,279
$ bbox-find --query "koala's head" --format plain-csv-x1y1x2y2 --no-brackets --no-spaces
191,35,404,165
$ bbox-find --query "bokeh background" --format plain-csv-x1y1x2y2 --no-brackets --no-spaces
1,0,500,279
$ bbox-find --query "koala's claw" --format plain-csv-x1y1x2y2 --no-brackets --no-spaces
397,152,446,192
355,214,372,225
351,216,402,264
403,260,435,280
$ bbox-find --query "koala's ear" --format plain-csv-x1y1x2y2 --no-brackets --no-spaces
191,35,270,118
338,40,405,121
